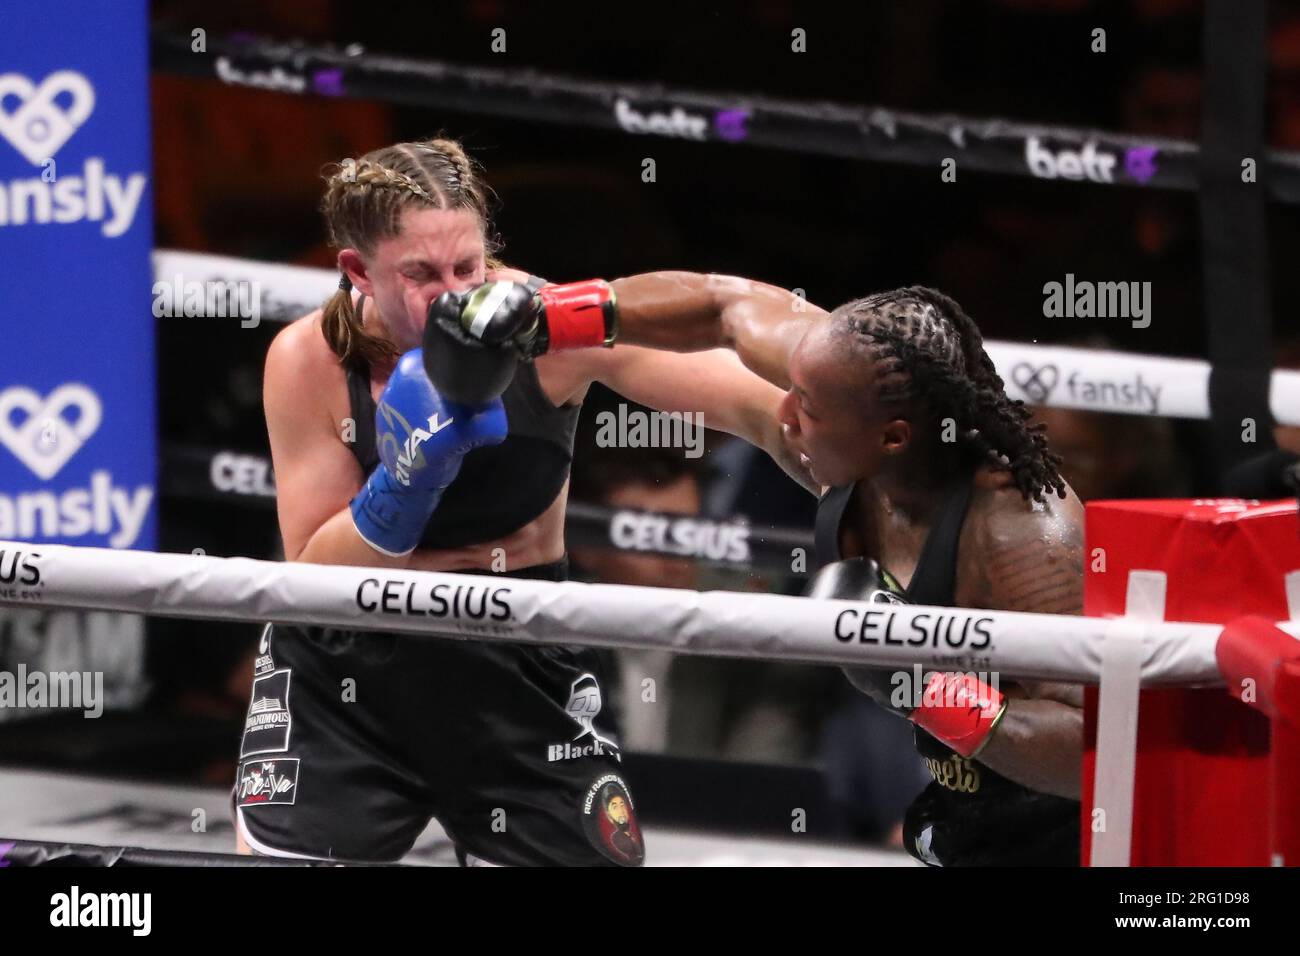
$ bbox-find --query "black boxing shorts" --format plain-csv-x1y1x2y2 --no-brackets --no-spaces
232,559,645,867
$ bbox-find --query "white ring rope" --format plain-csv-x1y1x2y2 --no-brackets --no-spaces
152,249,1300,426
4,540,1284,685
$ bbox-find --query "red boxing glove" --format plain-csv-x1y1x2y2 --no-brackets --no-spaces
911,671,1008,758
534,279,619,353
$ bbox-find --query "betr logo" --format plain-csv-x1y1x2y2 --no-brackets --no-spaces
1025,136,1116,183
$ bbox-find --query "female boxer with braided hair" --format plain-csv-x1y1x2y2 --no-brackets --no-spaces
572,275,1086,866
236,139,810,866
840,287,1067,503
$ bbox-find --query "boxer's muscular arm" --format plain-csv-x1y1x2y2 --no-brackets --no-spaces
609,272,826,389
538,344,818,493
961,492,1086,799
524,269,823,490
263,319,407,568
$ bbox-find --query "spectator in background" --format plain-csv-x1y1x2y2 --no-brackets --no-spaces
1029,405,1189,501
819,691,932,847
568,391,840,765
1028,337,1190,501
151,2,394,261
567,413,706,753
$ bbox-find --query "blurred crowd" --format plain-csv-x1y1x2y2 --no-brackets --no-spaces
4,0,1300,847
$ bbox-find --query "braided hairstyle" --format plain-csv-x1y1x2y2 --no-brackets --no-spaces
319,137,504,370
839,286,1066,503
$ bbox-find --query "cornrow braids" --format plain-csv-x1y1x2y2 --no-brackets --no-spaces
841,286,1066,503
350,159,436,201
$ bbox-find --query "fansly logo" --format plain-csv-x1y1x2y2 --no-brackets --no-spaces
0,71,148,237
0,384,153,548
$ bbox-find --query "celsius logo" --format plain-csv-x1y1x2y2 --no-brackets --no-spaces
0,549,43,588
610,510,750,563
0,71,148,237
0,71,93,165
0,384,101,480
0,384,153,548
356,578,513,621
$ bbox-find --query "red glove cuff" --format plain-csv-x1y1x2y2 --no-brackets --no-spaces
536,279,618,352
911,671,1007,758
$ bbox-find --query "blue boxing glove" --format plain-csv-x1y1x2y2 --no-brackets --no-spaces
350,349,507,556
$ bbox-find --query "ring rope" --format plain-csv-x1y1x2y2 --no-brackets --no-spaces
3,539,1276,685
150,29,1300,203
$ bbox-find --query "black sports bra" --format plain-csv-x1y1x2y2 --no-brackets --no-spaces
344,294,581,550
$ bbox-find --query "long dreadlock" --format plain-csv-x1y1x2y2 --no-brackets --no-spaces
840,286,1066,503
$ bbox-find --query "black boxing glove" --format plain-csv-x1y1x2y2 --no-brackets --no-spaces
423,278,618,405
803,557,912,716
422,288,520,406
429,278,617,355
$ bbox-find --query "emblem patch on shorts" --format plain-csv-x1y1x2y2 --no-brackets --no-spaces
253,623,276,675
581,773,644,865
237,758,299,808
240,668,291,757
547,672,621,763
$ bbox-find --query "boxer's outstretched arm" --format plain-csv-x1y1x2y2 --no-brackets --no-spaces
609,273,827,390
537,343,817,493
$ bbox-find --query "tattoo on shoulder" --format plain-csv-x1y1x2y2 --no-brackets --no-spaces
973,505,1084,615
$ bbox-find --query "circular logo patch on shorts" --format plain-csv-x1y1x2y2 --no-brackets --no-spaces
582,773,644,865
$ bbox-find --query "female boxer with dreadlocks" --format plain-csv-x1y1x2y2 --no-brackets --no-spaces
489,275,1084,866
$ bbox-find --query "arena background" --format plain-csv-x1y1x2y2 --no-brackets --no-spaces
3,0,1300,867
